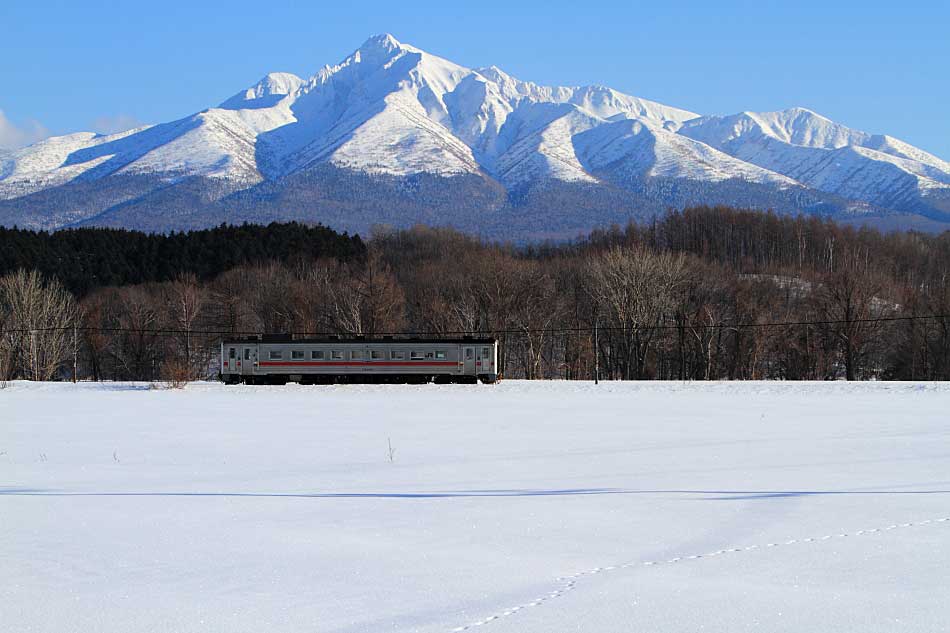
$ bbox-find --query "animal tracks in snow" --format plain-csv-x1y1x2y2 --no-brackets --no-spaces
448,516,950,631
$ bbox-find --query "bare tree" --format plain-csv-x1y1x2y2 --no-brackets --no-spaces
246,263,298,334
0,317,8,387
290,260,337,334
113,285,162,380
208,267,256,335
328,250,406,335
509,261,562,379
0,270,80,381
811,251,892,380
401,258,480,335
78,289,112,381
918,276,950,379
471,251,523,375
163,274,210,381
586,246,688,379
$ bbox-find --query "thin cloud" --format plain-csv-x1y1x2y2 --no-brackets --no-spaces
0,110,50,149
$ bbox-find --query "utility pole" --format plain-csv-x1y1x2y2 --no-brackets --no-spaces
594,316,599,385
72,324,78,383
30,329,37,381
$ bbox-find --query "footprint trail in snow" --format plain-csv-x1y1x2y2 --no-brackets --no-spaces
448,516,950,631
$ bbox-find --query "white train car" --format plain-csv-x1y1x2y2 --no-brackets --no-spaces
220,336,498,384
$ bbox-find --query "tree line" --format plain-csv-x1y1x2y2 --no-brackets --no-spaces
0,222,366,297
2,206,950,383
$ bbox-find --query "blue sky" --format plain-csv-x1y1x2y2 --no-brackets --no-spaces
1,0,948,157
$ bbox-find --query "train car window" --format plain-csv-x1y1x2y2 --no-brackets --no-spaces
244,349,250,361
390,350,405,360
410,351,424,360
351,350,363,360
312,350,324,360
269,350,283,360
425,352,434,359
331,350,343,360
229,348,236,359
481,347,491,359
465,348,474,360
291,350,304,360
435,350,446,359
370,350,383,360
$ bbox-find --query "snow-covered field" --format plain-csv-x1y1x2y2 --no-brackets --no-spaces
3,380,949,632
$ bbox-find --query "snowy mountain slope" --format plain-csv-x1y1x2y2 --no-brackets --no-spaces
681,108,949,172
491,104,603,187
1,34,948,234
0,129,146,200
864,134,950,173
679,109,950,212
0,109,279,203
574,117,799,186
247,35,484,178
680,108,872,150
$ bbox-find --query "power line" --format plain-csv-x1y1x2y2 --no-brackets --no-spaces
2,313,949,338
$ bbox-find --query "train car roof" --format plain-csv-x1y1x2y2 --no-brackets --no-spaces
222,335,497,345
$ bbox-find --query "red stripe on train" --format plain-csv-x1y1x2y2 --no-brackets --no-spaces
258,361,460,367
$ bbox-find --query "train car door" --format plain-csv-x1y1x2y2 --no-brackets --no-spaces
478,345,493,375
463,345,477,376
225,346,237,373
241,345,258,377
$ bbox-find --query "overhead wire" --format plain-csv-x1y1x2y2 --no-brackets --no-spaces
2,313,949,338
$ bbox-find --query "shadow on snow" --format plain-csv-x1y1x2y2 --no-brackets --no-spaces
2,487,950,500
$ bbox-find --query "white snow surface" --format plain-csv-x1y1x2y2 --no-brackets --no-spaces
2,33,947,207
3,380,950,633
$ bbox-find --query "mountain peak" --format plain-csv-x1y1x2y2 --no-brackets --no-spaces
220,71,303,109
479,64,506,77
778,106,831,121
359,33,413,56
363,33,401,47
785,106,818,115
348,33,424,69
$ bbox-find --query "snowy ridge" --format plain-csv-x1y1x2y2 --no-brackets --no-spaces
679,109,950,208
575,118,799,186
1,34,948,227
220,72,305,110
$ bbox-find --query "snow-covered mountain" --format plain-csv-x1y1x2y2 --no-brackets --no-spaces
2,34,948,237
